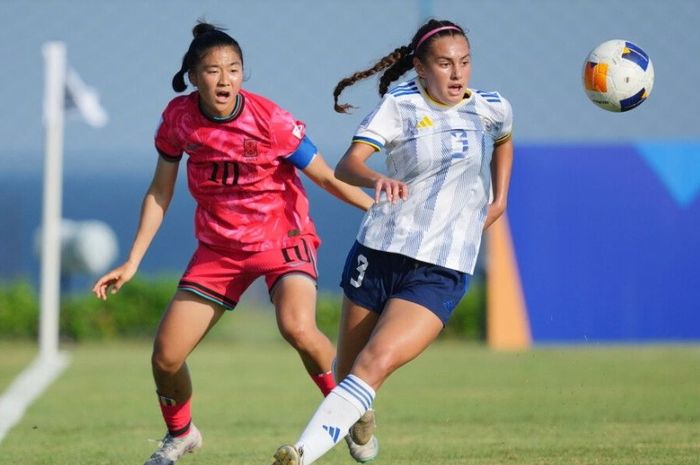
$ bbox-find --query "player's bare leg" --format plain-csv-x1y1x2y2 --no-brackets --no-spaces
351,298,443,390
302,298,441,464
335,296,378,381
336,296,380,462
336,297,378,434
146,291,225,465
152,291,225,401
272,275,336,382
273,299,439,465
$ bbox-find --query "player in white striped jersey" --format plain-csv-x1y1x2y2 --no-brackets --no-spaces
272,19,513,465
354,79,512,273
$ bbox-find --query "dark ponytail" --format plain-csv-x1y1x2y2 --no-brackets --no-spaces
333,45,413,113
171,21,244,92
333,19,467,113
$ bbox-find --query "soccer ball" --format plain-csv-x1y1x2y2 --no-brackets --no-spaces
582,39,654,112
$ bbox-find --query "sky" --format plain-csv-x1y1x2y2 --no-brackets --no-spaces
1,0,699,288
1,0,699,174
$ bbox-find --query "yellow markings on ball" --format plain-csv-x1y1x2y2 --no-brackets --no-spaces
584,62,608,93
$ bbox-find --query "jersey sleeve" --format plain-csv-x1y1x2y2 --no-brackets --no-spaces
494,96,513,145
268,106,317,169
352,94,402,152
285,135,318,170
154,103,184,162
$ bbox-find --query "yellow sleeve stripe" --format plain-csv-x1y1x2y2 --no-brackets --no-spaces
352,136,383,152
494,133,512,146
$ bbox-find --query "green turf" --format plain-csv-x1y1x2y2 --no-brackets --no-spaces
1,308,698,464
0,339,36,389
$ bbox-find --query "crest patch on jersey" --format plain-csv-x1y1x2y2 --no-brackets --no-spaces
244,139,258,158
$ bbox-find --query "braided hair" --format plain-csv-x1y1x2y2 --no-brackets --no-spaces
172,21,244,92
333,19,467,113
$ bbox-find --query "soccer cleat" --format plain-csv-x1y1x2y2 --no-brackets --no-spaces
272,444,302,465
143,424,202,465
349,409,376,445
345,434,379,463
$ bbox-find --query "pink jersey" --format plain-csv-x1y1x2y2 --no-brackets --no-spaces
155,89,319,252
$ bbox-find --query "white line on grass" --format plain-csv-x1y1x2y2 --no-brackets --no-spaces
0,352,70,443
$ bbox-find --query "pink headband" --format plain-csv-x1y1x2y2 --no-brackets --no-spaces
415,25,462,50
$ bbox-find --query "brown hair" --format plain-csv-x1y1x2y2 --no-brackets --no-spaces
333,19,467,113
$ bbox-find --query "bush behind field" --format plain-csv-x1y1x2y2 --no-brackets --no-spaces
0,277,175,341
0,277,485,341
0,280,39,338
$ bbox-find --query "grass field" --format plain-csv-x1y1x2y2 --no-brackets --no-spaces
1,307,699,465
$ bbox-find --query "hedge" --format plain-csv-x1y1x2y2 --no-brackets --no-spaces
0,277,485,342
0,280,39,338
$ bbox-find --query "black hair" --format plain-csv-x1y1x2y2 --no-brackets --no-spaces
172,21,244,92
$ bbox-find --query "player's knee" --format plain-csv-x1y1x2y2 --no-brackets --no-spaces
279,320,312,348
279,313,324,349
354,348,398,384
151,348,184,375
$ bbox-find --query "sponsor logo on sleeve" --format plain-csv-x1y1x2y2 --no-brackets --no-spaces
292,123,304,140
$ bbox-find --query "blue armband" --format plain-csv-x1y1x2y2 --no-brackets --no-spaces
286,136,317,169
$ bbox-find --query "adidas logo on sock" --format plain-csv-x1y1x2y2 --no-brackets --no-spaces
322,425,341,443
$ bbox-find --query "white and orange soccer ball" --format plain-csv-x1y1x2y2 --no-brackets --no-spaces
582,39,654,112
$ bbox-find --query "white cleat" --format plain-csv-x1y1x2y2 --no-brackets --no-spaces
143,424,202,465
272,444,303,465
345,434,379,463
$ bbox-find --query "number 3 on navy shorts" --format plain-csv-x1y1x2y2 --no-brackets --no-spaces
350,254,368,288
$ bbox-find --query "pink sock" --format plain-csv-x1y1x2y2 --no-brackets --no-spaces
311,371,336,397
158,394,192,437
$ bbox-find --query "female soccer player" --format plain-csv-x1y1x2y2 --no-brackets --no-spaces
272,18,514,465
92,22,375,465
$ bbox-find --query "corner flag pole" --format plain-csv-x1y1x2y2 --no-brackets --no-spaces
0,42,107,444
39,41,66,360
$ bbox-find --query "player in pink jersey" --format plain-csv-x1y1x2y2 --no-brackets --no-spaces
92,22,374,465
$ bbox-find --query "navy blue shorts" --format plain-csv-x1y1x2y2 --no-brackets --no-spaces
339,241,470,325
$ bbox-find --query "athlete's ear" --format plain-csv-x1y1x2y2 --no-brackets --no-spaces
413,56,425,79
188,69,197,87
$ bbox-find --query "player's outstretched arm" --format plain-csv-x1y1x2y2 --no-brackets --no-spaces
92,261,139,301
484,137,513,230
92,157,179,300
335,142,408,205
302,151,374,211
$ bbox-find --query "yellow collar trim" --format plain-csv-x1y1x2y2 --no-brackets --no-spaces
417,78,471,109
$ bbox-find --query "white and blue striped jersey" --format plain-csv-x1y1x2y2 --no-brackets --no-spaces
352,77,513,274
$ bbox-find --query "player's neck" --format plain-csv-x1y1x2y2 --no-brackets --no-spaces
418,78,470,107
198,93,244,123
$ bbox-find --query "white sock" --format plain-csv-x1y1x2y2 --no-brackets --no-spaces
295,374,375,465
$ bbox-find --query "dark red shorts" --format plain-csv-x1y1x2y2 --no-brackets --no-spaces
178,236,319,309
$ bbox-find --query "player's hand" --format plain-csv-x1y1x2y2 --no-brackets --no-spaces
92,261,138,300
483,201,506,230
374,177,408,204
